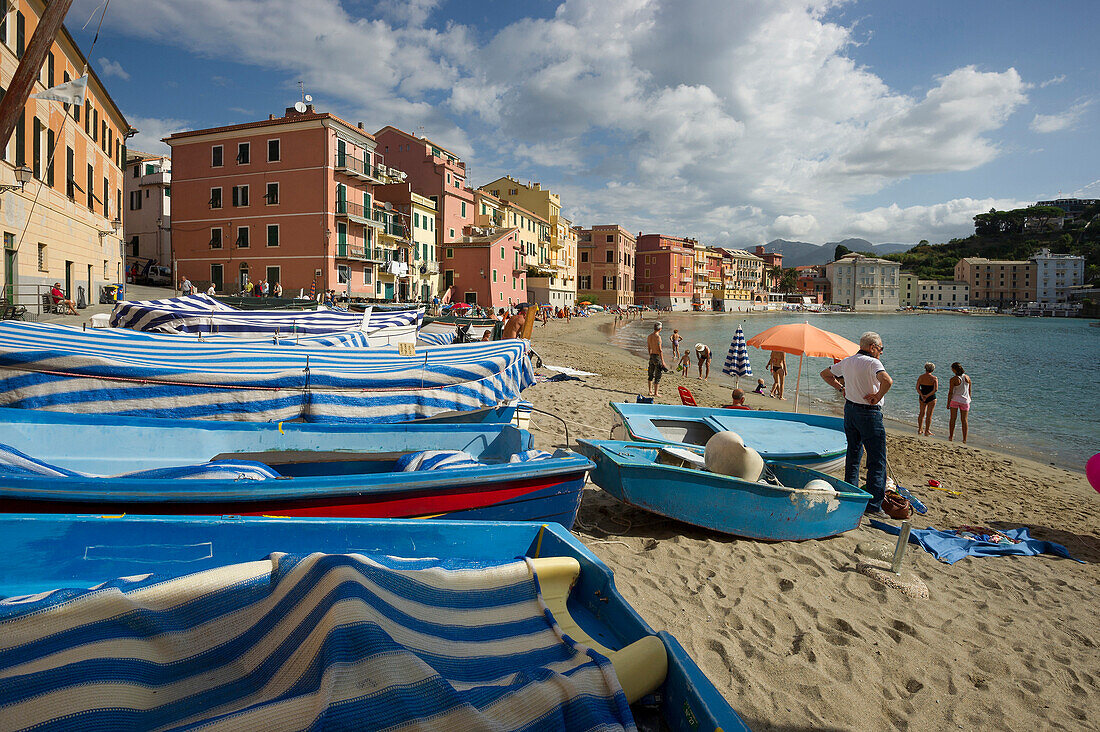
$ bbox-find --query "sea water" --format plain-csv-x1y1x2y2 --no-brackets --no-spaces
609,312,1099,470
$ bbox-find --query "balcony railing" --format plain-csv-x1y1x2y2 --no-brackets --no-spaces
334,153,390,182
335,199,377,226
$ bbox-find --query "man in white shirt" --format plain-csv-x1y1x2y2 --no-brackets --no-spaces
180,277,193,296
820,331,892,515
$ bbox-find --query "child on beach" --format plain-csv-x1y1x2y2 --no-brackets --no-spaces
670,329,682,359
676,351,691,376
752,378,766,395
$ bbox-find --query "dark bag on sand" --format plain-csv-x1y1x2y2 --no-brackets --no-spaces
882,490,913,520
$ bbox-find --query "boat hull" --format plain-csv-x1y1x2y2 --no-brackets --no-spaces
610,402,846,473
578,440,870,540
0,514,749,732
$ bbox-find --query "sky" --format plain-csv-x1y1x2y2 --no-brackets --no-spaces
68,0,1100,248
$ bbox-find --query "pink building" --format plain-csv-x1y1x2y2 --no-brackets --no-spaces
635,233,696,311
755,244,783,289
167,105,400,296
440,227,527,307
575,225,635,306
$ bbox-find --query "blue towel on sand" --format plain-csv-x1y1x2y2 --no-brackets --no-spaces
868,520,1082,565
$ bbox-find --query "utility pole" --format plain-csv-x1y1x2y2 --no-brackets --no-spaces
0,0,76,150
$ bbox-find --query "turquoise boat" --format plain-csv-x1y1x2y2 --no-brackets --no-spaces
0,514,749,732
609,402,847,473
577,439,871,540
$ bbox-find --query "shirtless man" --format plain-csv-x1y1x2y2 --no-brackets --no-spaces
502,307,527,339
647,322,668,396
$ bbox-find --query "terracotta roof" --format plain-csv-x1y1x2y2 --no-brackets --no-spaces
165,110,374,144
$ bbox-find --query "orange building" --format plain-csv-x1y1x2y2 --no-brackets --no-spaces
954,257,1035,308
575,225,635,307
167,105,408,297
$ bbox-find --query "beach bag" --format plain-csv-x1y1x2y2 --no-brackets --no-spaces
882,490,913,520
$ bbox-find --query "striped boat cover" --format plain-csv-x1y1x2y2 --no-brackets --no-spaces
395,450,482,472
110,295,424,341
417,330,457,346
0,553,634,730
0,443,281,481
0,322,535,423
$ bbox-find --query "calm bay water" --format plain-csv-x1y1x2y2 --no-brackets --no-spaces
609,312,1099,470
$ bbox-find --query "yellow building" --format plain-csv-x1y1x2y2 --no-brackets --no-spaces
1,0,128,313
481,176,575,306
709,248,763,310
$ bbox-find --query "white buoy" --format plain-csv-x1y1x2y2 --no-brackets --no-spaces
704,431,764,482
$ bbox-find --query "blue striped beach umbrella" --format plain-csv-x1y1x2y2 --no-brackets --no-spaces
722,323,753,386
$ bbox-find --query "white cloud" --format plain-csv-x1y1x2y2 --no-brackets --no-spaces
124,115,191,155
840,197,1033,242
1030,100,1091,134
1040,74,1065,88
97,57,130,81
84,0,1038,245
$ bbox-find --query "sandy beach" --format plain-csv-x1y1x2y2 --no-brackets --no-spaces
524,313,1099,731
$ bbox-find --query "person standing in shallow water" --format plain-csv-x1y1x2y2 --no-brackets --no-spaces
916,362,938,436
947,362,972,443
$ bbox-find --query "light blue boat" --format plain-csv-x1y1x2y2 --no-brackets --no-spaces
610,402,847,473
0,407,587,524
577,439,871,540
0,514,749,732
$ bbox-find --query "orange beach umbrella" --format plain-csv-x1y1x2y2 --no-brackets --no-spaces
746,322,859,412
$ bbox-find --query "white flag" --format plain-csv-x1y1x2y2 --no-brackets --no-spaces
32,74,87,106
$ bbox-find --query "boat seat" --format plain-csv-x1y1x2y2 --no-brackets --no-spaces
530,557,667,704
657,446,707,470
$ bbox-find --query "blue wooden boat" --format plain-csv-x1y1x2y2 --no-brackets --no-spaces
577,439,871,540
610,401,847,473
0,513,748,732
0,408,588,525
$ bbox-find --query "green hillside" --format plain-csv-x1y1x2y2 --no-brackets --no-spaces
883,204,1100,283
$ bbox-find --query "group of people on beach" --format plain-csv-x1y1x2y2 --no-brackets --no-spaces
646,324,715,395
915,361,973,442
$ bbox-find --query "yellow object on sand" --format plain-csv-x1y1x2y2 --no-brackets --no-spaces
531,557,668,703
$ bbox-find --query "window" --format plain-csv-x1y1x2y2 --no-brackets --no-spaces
211,145,223,167
210,264,223,288
86,163,94,210
46,52,54,89
236,142,250,164
37,243,46,271
266,224,279,247
231,185,249,207
606,234,614,243
236,226,250,248
337,265,350,284
266,266,280,287
92,108,98,142
31,117,42,179
267,139,280,162
460,201,466,217
65,147,74,199
210,227,223,249
606,250,614,263
209,187,222,208
364,267,373,284
578,275,591,290
265,182,279,204
445,248,453,258
15,11,23,58
449,228,455,238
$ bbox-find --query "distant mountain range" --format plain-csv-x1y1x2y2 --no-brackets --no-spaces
758,238,914,268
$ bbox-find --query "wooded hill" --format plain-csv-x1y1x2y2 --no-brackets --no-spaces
881,204,1100,283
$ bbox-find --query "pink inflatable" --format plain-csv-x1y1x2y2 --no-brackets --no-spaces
1087,453,1100,493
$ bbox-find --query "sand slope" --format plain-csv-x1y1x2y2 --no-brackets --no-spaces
526,314,1099,731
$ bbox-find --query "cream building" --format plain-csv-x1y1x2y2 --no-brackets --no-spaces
899,272,918,307
710,247,763,310
916,279,969,307
123,150,170,276
826,253,900,311
1,0,128,312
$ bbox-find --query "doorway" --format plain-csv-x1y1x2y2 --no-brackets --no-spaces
4,248,15,303
64,261,73,297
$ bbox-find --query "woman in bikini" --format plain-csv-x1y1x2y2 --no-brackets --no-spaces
915,362,938,436
766,350,787,399
947,362,972,443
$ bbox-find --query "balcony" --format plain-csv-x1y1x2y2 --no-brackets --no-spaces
419,261,440,275
334,153,394,183
337,244,371,261
335,200,376,226
139,170,170,187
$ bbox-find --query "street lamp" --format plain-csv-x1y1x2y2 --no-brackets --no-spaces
0,165,33,193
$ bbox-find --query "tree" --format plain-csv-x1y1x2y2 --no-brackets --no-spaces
834,244,851,261
779,268,798,293
768,265,783,290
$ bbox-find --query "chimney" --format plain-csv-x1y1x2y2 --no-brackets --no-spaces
357,122,364,129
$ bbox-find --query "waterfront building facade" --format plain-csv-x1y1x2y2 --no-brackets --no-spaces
373,183,439,301
954,257,1035,308
575,224,635,306
439,227,526,307
1,1,128,310
635,233,695,310
711,247,764,310
754,245,783,290
168,105,406,297
1030,248,1084,305
899,272,918,307
482,176,575,306
123,151,170,275
795,265,829,305
916,279,969,307
825,253,900,311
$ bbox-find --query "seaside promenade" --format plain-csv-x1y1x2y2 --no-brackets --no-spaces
522,312,1097,731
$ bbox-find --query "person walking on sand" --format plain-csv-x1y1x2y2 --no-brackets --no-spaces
767,350,787,399
916,362,938,436
819,331,892,516
694,343,712,380
670,329,682,359
947,362,972,443
647,323,669,396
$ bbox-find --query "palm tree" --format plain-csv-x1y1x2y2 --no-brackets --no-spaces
780,268,798,293
768,265,783,291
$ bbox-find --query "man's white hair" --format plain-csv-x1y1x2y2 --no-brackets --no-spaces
860,331,882,349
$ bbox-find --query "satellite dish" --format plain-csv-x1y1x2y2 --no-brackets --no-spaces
293,101,307,113
304,94,313,102
383,201,393,210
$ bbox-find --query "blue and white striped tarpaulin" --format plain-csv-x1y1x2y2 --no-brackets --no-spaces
722,323,753,381
0,322,534,423
0,553,634,730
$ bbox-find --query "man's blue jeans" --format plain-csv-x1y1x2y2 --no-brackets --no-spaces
843,401,887,511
